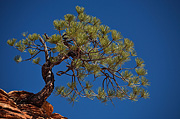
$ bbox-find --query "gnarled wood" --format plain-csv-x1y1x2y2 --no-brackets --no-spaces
29,60,54,107
13,36,68,107
17,60,54,107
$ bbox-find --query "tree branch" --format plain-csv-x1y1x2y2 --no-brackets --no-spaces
22,50,41,61
39,36,49,61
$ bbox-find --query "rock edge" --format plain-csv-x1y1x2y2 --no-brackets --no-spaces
0,89,67,119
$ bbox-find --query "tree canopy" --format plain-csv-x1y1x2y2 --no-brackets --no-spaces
7,6,150,105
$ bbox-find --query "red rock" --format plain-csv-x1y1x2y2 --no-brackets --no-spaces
0,89,67,119
51,113,68,119
41,100,54,116
0,89,32,119
8,90,34,104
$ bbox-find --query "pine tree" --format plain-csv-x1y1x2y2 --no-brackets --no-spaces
7,6,150,106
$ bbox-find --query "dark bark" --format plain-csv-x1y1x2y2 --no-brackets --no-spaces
14,36,69,107
28,60,55,107
17,60,55,107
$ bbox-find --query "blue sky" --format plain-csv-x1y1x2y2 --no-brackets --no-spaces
0,0,180,118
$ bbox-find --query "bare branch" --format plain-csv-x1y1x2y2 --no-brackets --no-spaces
56,68,70,76
39,36,49,61
22,50,41,61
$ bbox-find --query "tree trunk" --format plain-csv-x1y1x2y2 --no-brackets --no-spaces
30,61,55,107
16,36,67,107
18,60,55,107
29,60,55,107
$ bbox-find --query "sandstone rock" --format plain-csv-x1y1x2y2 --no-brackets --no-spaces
41,100,54,116
8,90,34,104
0,89,32,119
51,113,68,119
0,89,67,119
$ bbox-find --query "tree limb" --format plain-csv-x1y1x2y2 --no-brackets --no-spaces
39,36,49,61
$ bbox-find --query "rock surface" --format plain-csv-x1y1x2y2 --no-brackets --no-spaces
0,89,67,119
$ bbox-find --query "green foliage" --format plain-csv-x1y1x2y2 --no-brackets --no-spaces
85,63,101,75
141,76,150,86
28,49,37,55
15,40,22,47
76,32,88,46
124,38,134,51
100,25,110,35
111,30,122,41
28,33,39,41
64,14,75,22
22,32,28,37
33,57,40,64
14,55,22,63
67,93,78,106
133,87,141,95
53,20,67,31
131,50,137,56
55,42,66,52
84,89,94,99
67,82,76,90
122,70,133,79
131,76,140,84
55,86,65,95
85,81,93,89
141,89,150,99
14,40,26,52
55,86,71,97
47,34,62,44
97,87,107,102
92,17,101,25
22,38,32,46
135,68,147,76
76,68,87,80
76,6,85,14
7,38,17,46
116,90,125,99
8,6,150,105
135,58,145,67
99,35,110,48
18,45,26,52
107,89,116,97
78,13,88,22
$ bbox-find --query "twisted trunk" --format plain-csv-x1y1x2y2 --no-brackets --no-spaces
28,60,55,107
16,60,54,107
14,36,67,107
27,36,55,107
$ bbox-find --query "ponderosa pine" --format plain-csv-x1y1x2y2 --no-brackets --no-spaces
7,6,150,106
